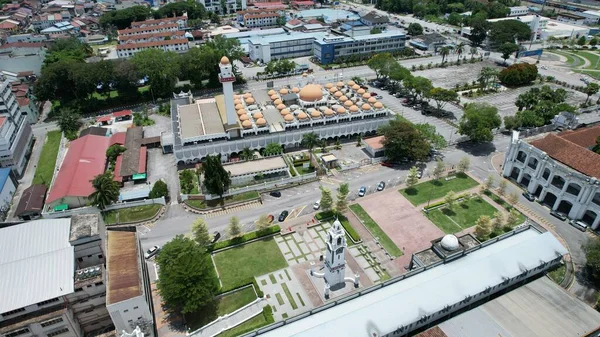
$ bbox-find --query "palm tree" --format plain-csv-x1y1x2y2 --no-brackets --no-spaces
240,147,254,161
89,172,120,210
301,132,319,152
478,67,499,91
469,46,477,59
439,46,452,64
455,42,466,60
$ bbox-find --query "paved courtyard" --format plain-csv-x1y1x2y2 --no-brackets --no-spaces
358,190,444,270
275,223,331,265
413,61,502,90
256,268,313,321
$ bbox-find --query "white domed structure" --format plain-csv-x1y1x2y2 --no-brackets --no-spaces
242,120,252,128
374,102,383,109
256,118,267,126
284,114,294,122
220,56,230,65
298,112,308,120
299,84,323,102
253,112,263,119
440,234,459,251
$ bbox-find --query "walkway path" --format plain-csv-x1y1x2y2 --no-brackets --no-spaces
190,299,265,337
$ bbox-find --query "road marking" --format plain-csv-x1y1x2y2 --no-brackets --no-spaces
154,263,159,280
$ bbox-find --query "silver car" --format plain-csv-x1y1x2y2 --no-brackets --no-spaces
145,245,160,259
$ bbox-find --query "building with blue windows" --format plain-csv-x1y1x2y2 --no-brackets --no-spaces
313,30,406,65
248,32,327,63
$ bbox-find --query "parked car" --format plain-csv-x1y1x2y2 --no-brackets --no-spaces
550,210,568,221
360,85,369,90
144,245,160,259
376,95,383,99
211,231,221,243
569,219,588,232
377,181,386,191
381,161,393,167
522,192,536,202
358,186,367,197
370,92,378,97
278,210,289,222
417,170,423,178
313,200,321,210
267,214,274,223
270,191,282,198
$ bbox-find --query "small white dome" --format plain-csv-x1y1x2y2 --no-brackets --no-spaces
440,234,459,251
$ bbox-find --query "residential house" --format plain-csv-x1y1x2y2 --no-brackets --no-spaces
360,11,389,28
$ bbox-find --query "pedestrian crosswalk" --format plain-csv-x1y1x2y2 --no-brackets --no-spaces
204,201,262,218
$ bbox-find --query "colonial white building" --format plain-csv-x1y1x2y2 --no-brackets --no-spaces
503,129,600,229
508,6,528,17
116,40,189,58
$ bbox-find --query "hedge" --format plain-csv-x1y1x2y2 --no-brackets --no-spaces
263,305,274,323
315,211,361,242
219,279,264,297
208,225,281,252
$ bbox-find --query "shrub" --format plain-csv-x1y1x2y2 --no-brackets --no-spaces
208,225,281,252
253,279,264,297
498,63,538,86
263,305,274,323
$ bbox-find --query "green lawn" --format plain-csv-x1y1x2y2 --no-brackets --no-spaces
185,191,260,209
217,311,269,337
550,50,587,67
32,131,62,186
579,51,600,69
400,173,479,206
548,263,566,284
425,196,498,234
576,69,600,80
213,237,288,291
216,286,257,316
348,204,403,257
281,283,298,310
103,204,162,225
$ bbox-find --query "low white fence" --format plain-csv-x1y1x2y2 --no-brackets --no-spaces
42,197,166,219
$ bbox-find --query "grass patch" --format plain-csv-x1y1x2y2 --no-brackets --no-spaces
216,286,257,316
550,50,587,67
296,293,305,307
208,225,280,252
281,283,298,310
576,69,600,80
269,274,277,284
315,211,360,242
281,313,288,319
261,279,267,286
548,263,566,284
400,173,479,206
579,51,600,69
185,191,260,210
348,204,403,257
275,293,284,305
32,131,61,186
425,196,498,233
213,237,288,291
217,307,272,337
103,204,161,225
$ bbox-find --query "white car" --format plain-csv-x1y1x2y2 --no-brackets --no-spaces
313,200,321,210
144,245,160,259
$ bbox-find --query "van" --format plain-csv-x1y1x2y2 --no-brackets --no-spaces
569,220,588,232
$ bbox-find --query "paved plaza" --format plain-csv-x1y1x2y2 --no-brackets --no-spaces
275,223,331,265
256,268,313,321
413,61,501,90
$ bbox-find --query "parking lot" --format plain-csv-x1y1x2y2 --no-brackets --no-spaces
412,61,502,91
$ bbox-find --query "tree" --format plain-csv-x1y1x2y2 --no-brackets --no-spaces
499,42,519,63
439,46,452,64
447,12,462,26
506,208,521,227
90,172,120,210
485,175,495,191
403,76,433,102
584,237,600,281
264,143,283,156
100,6,152,29
503,115,522,130
407,22,423,36
591,37,599,46
507,191,519,206
478,66,499,91
202,154,231,199
106,144,126,165
57,108,82,140
191,218,211,247
370,27,382,34
406,166,420,188
414,123,447,149
228,216,242,238
470,46,478,59
301,132,319,151
320,186,333,212
433,159,446,180
150,180,169,199
491,212,504,232
458,103,501,142
498,63,538,86
155,235,219,314
577,36,587,46
131,49,180,98
379,117,430,162
256,214,271,230
457,157,470,173
336,183,349,214
428,87,458,110
497,179,507,196
468,13,488,47
488,20,531,47
240,147,254,161
367,53,396,80
455,42,466,60
179,170,196,194
474,215,492,240
593,136,600,154
444,191,456,210
583,82,600,105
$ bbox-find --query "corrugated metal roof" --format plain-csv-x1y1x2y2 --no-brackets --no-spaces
0,219,75,313
259,230,567,337
106,231,141,304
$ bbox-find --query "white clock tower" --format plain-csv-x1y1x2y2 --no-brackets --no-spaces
324,219,347,286
218,56,237,127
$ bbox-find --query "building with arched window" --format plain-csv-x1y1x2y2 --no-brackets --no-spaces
502,128,600,229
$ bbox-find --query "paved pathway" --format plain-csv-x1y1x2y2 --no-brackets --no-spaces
191,300,265,337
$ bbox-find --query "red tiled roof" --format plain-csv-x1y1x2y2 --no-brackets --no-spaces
558,125,600,148
96,115,112,123
130,16,186,28
113,155,123,182
364,135,385,150
116,39,188,50
0,21,18,29
192,30,203,38
46,135,110,204
16,97,29,106
113,109,132,117
138,146,147,174
287,19,303,25
245,13,279,19
251,2,286,8
0,42,43,49
0,116,6,128
110,132,126,146
529,128,600,178
414,326,449,337
118,30,185,42
118,23,178,35
292,0,315,4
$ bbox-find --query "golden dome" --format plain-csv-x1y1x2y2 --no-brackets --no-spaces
256,118,266,125
336,81,344,87
347,80,355,86
350,105,359,113
337,107,347,114
240,114,250,121
253,112,263,119
339,95,348,102
292,87,300,93
324,109,334,116
362,103,371,110
310,111,321,118
242,120,252,128
277,103,286,110
244,93,252,98
298,112,308,119
352,84,360,90
357,89,366,94
280,108,290,115
299,84,323,102
362,93,371,99
374,102,383,109
344,100,353,107
274,99,283,105
220,56,230,64
334,91,343,98
245,97,255,104
235,104,244,110
325,83,334,89
268,89,276,96
368,97,377,103
284,114,294,121
280,88,289,95
236,109,247,116
329,87,338,93
271,95,279,101
234,99,242,105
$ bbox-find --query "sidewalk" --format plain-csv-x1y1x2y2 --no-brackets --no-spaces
191,300,265,337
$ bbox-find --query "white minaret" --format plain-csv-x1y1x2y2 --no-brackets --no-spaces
324,219,347,287
218,56,237,126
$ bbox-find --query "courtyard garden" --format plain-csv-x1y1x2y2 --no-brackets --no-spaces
103,204,162,225
400,173,479,206
32,130,62,187
348,204,402,257
425,196,497,234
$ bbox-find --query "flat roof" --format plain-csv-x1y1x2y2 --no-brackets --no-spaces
364,135,384,150
225,156,287,176
223,28,284,39
248,31,327,45
438,277,600,337
314,30,405,45
106,230,141,305
119,126,144,177
259,229,567,337
179,100,225,139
